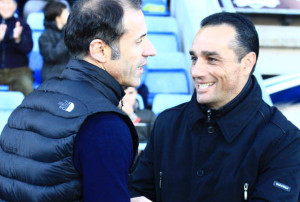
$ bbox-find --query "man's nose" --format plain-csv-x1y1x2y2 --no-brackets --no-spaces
143,37,157,57
191,60,207,77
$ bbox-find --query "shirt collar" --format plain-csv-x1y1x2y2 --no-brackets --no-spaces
187,76,262,142
61,59,125,106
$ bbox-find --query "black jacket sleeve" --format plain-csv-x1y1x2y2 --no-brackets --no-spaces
130,123,157,201
251,128,300,201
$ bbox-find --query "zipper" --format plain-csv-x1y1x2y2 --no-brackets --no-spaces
207,109,211,122
244,182,249,200
159,171,163,189
158,171,163,202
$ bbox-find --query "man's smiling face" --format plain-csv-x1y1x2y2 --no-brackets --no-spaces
190,24,251,109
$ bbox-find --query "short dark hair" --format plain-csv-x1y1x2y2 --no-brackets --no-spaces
64,0,142,59
43,1,67,22
201,12,259,73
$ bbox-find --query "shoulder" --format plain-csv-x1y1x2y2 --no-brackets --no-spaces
259,103,298,134
155,101,189,124
257,103,299,146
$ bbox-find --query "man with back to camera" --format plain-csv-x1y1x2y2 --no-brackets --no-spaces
0,0,156,201
130,12,300,202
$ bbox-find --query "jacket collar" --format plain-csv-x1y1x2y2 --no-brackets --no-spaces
0,16,15,23
61,59,125,106
44,20,61,31
187,75,262,143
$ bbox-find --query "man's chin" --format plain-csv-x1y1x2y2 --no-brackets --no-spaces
124,79,140,88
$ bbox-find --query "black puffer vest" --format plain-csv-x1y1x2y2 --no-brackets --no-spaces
0,59,139,201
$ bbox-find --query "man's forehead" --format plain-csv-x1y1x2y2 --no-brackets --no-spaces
122,8,147,36
191,25,236,49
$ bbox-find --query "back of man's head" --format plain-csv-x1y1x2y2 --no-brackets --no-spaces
64,0,142,59
43,1,67,22
201,12,259,73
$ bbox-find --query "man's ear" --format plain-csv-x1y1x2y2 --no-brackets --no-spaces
89,39,108,63
241,52,256,75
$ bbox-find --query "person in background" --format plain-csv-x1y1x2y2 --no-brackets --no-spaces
130,12,300,202
22,0,70,20
122,86,156,143
0,0,33,95
39,1,70,81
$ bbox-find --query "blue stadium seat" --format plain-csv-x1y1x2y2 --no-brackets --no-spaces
152,93,192,115
145,69,190,105
145,16,178,35
0,91,24,134
145,52,190,104
29,48,43,86
147,52,187,70
0,85,9,91
136,94,145,110
148,34,179,53
27,12,44,30
145,16,180,53
27,12,44,87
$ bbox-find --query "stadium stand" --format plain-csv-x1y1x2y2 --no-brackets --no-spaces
152,93,191,115
145,16,180,53
0,85,9,91
145,52,190,104
264,74,300,104
27,12,44,87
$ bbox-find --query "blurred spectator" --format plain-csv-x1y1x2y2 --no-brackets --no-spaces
23,0,70,20
39,1,70,81
122,87,156,143
0,0,33,95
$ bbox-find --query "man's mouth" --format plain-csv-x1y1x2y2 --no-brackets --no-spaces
198,82,214,89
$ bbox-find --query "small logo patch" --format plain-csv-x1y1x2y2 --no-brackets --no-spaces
58,100,74,112
273,181,291,192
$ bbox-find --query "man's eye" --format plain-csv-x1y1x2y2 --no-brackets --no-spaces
208,57,217,62
190,56,197,61
136,39,143,43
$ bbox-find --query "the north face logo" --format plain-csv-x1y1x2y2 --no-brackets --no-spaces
58,100,75,112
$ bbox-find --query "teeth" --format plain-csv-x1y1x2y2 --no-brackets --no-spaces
198,83,214,89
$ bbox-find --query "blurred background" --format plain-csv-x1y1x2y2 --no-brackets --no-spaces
0,0,299,134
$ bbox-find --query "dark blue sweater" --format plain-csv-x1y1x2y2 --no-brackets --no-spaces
74,112,133,202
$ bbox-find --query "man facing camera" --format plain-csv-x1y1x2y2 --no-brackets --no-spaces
0,0,156,201
131,12,300,202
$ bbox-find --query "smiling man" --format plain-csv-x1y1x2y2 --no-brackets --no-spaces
0,0,156,201
130,12,300,202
